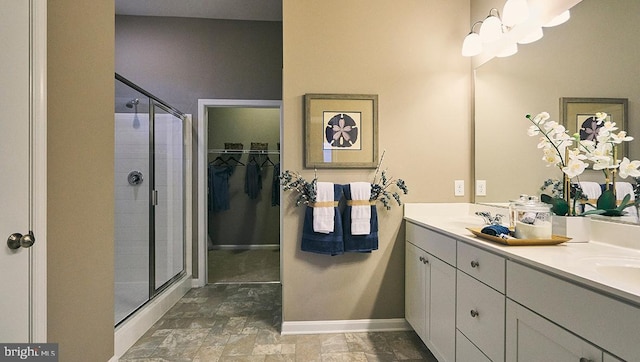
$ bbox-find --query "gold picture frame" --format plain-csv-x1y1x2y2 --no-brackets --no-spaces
560,97,629,157
304,93,378,168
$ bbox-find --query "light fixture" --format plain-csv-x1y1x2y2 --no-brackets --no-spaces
496,43,518,57
544,10,570,27
502,0,529,27
461,21,483,57
479,9,503,43
518,27,543,44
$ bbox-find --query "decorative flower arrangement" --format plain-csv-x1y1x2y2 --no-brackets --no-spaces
527,111,640,216
279,152,408,209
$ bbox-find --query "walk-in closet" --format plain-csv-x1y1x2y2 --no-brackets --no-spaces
207,106,281,283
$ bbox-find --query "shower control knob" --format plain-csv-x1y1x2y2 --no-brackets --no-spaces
6,231,35,250
128,170,144,186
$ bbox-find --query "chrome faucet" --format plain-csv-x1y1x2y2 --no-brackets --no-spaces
475,211,505,225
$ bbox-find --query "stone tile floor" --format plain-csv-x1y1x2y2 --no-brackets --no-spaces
120,283,437,361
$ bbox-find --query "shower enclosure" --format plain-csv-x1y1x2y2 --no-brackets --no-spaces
114,73,186,325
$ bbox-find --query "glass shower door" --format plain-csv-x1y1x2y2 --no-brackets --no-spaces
152,103,185,290
114,87,150,325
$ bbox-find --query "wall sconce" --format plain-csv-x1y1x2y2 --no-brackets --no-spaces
479,9,503,43
544,10,570,27
502,0,530,27
461,21,483,57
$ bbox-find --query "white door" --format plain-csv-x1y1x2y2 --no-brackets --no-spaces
0,0,33,342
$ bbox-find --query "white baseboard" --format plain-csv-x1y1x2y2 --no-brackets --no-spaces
210,244,280,250
113,275,192,360
281,318,411,335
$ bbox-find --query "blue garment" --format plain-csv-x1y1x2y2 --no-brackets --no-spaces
342,184,378,253
272,163,280,206
245,163,262,199
209,164,233,212
301,184,344,255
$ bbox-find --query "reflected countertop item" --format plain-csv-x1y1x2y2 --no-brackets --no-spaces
404,202,640,306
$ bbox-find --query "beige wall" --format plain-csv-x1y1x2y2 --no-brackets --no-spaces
48,1,115,360
282,0,471,321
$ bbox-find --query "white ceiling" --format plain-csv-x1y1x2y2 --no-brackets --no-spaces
115,0,282,21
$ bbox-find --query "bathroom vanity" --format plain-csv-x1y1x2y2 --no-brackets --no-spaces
404,203,640,362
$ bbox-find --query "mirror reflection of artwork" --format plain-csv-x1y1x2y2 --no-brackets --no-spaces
323,112,361,149
578,113,610,143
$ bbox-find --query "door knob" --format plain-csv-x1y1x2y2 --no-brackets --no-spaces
7,231,35,250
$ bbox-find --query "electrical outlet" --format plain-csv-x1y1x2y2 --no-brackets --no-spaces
476,180,487,196
454,180,464,196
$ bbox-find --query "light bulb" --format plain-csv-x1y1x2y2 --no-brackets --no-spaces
479,15,503,43
496,43,518,57
544,10,570,27
518,27,543,44
502,0,530,27
462,32,482,57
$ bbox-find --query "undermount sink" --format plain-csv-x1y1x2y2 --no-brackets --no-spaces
582,256,640,286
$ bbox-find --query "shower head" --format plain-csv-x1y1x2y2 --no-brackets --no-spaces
125,98,140,108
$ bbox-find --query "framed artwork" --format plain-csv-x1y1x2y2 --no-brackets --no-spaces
304,93,378,168
560,97,629,157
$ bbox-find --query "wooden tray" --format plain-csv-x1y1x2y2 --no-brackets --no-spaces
466,227,571,246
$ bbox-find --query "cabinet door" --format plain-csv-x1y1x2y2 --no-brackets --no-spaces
506,300,602,362
429,256,456,362
406,241,429,341
457,330,492,362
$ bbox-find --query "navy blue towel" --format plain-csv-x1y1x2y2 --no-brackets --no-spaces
342,184,378,253
300,184,344,255
481,224,510,237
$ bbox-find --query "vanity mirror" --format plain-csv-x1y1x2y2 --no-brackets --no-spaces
473,0,640,210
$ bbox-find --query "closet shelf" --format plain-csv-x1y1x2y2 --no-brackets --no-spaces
208,149,280,155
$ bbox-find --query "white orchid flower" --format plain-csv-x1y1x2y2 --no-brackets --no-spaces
600,121,618,133
542,147,563,166
527,125,540,136
595,112,607,122
562,158,588,178
592,157,617,171
618,157,640,178
532,112,550,124
610,131,633,144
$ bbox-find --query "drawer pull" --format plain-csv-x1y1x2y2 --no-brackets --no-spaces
419,256,429,264
470,260,479,268
470,309,479,318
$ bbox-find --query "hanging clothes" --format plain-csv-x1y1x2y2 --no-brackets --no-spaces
208,164,234,212
244,162,262,199
272,162,280,206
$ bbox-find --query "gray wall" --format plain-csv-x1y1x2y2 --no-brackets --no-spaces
115,15,283,276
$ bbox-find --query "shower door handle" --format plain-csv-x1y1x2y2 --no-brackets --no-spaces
151,189,158,206
7,231,35,250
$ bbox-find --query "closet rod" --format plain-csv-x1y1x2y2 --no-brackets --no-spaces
208,149,280,154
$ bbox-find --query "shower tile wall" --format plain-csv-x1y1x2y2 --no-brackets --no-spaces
115,112,150,324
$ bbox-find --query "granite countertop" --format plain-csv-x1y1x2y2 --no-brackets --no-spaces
404,203,640,306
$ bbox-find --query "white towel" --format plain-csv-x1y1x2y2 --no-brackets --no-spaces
615,182,637,217
350,182,372,235
313,182,334,233
579,181,602,212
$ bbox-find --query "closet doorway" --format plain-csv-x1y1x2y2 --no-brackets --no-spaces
197,100,282,285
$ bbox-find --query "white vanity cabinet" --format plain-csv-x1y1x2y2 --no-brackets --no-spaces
506,261,637,362
455,241,506,362
405,222,456,362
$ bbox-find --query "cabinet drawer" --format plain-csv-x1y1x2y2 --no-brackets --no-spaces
457,271,505,362
457,241,505,293
456,330,491,362
406,221,456,266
